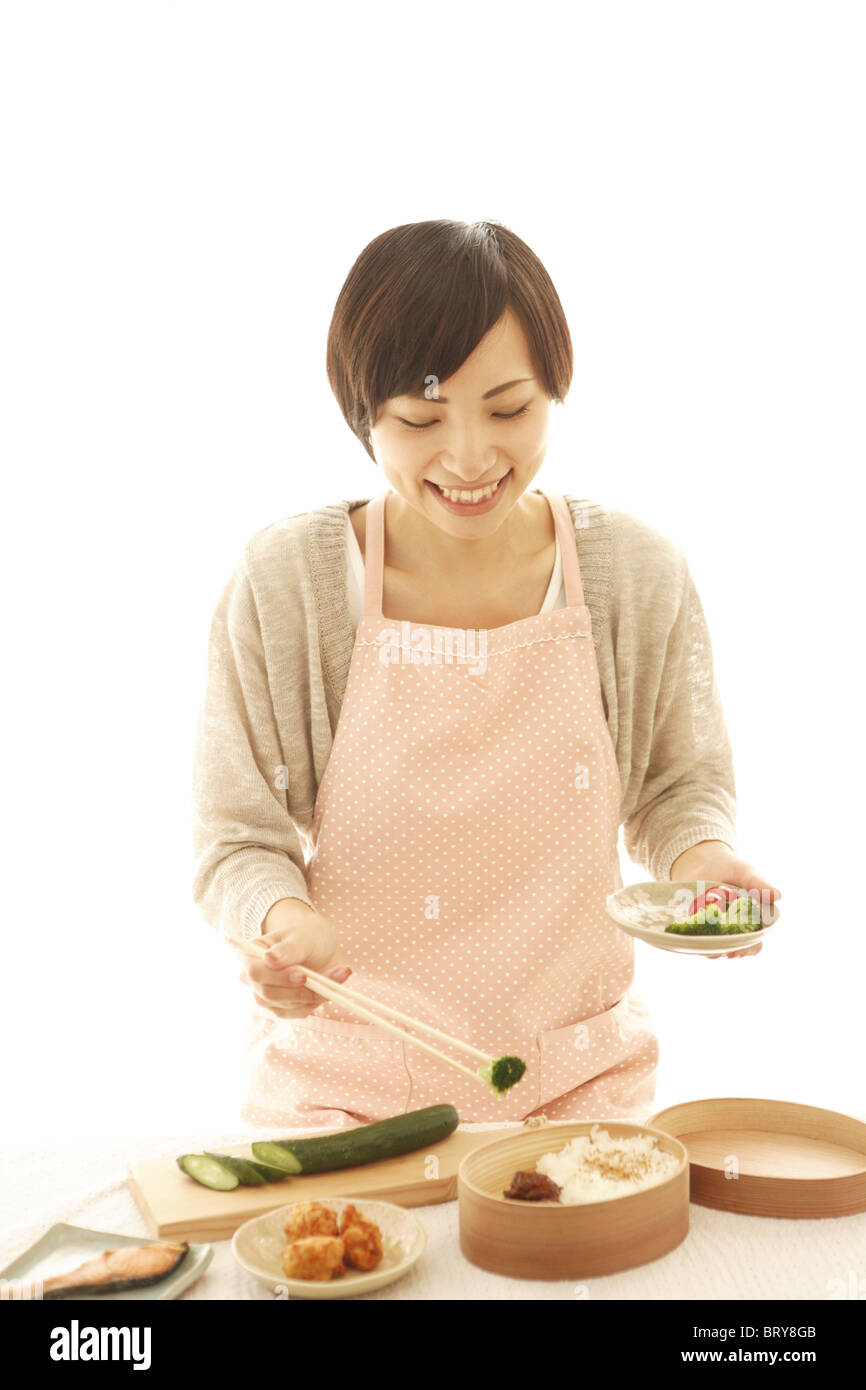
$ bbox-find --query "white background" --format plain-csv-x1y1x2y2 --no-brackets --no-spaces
2,2,863,1141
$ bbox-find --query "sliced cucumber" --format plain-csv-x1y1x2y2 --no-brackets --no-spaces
203,1153,290,1185
245,1158,293,1182
251,1103,460,1175
247,1145,304,1176
176,1153,239,1190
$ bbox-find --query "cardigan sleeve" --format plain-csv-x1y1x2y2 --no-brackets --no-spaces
192,551,313,941
620,543,738,882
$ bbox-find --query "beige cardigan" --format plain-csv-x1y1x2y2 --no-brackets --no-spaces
192,494,737,942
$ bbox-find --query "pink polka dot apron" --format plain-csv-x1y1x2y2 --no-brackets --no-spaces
241,491,659,1129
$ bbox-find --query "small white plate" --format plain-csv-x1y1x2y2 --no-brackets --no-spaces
605,881,779,955
0,1223,212,1301
232,1197,426,1300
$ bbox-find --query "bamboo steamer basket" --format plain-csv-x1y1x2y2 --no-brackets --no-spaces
458,1120,689,1279
647,1098,866,1219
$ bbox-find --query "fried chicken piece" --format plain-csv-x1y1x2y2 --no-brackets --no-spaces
337,1203,384,1271
337,1203,365,1234
281,1236,346,1281
283,1201,339,1241
341,1221,384,1271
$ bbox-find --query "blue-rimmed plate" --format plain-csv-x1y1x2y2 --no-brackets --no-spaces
605,881,779,955
0,1223,213,1301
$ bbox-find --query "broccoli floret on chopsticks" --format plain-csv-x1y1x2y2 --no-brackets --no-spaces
477,1054,527,1093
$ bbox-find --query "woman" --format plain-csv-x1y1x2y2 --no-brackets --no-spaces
192,219,780,1130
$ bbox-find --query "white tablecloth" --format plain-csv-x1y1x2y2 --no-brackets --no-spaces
2,1124,864,1300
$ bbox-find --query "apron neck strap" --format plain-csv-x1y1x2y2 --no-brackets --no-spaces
363,489,585,617
363,492,387,617
548,494,585,608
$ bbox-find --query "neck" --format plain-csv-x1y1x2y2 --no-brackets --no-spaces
383,488,551,583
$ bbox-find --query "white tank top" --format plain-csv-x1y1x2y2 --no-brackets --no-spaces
345,512,565,627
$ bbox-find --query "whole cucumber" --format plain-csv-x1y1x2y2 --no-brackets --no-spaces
251,1103,460,1175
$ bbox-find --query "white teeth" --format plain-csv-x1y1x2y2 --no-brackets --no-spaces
434,479,501,503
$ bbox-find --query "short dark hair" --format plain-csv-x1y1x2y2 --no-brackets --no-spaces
326,220,573,460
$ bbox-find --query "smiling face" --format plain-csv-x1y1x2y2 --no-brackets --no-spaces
369,308,553,537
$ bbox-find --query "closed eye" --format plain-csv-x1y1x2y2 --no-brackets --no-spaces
399,403,531,430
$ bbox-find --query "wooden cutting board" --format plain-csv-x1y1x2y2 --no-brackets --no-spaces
129,1127,517,1242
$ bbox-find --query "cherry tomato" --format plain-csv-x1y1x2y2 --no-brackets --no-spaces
688,884,740,916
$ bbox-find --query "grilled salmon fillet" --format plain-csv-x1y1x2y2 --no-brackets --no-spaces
42,1240,189,1298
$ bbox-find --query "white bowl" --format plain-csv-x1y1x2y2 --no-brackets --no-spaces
605,880,779,955
231,1197,426,1300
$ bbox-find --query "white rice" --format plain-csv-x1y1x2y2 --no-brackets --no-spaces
535,1124,679,1204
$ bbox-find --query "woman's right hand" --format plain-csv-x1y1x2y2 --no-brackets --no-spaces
239,897,352,1020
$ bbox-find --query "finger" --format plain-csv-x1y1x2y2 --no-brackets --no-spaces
255,981,321,1007
245,956,307,987
251,992,320,1017
319,952,352,978
285,965,353,988
259,916,315,946
259,915,316,953
265,950,351,982
261,950,352,990
243,958,349,1002
735,874,782,906
260,924,325,961
262,939,309,970
239,962,321,1005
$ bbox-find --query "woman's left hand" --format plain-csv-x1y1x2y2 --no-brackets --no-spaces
668,840,782,959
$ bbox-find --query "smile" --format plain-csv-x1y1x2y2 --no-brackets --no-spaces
425,471,511,513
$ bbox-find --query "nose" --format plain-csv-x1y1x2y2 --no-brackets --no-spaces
437,427,499,483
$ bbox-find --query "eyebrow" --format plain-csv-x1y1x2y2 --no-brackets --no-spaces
401,376,535,404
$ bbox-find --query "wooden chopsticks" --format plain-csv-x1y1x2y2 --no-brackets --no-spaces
227,933,493,1087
